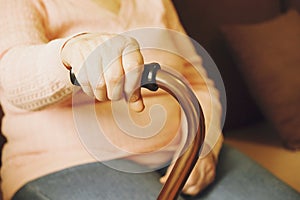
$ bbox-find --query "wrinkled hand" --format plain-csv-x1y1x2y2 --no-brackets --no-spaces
160,151,217,196
60,33,145,112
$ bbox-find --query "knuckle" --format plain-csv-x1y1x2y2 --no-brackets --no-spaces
125,36,139,45
206,162,216,172
123,37,140,52
123,55,144,71
108,76,122,86
209,168,216,180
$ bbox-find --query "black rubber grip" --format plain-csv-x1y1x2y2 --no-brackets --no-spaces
70,69,80,86
69,62,161,91
141,62,161,91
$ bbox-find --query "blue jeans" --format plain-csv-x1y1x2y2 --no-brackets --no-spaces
12,144,300,200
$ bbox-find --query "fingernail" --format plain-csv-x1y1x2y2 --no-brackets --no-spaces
129,93,139,102
129,99,145,112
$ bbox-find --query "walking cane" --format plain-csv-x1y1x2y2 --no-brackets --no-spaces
69,63,206,200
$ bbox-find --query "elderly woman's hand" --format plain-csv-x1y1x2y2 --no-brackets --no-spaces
160,151,217,196
60,33,145,112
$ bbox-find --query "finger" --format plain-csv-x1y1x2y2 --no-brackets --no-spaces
98,35,128,101
103,56,124,101
183,172,214,196
77,64,94,97
71,43,94,97
182,170,203,195
85,48,108,101
93,80,108,101
182,185,202,196
122,39,144,112
184,168,200,188
182,161,216,195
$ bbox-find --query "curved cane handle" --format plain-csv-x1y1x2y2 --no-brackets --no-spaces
142,63,205,200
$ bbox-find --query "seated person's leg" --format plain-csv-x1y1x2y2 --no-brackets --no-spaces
12,160,178,200
13,144,300,200
183,144,300,200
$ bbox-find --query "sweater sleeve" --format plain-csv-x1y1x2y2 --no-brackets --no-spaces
0,0,73,110
163,0,224,158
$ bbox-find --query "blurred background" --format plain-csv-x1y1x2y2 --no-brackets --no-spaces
172,0,300,192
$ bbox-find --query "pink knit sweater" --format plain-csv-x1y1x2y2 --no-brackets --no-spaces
0,0,223,199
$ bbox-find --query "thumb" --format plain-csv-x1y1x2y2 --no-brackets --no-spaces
128,90,144,112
